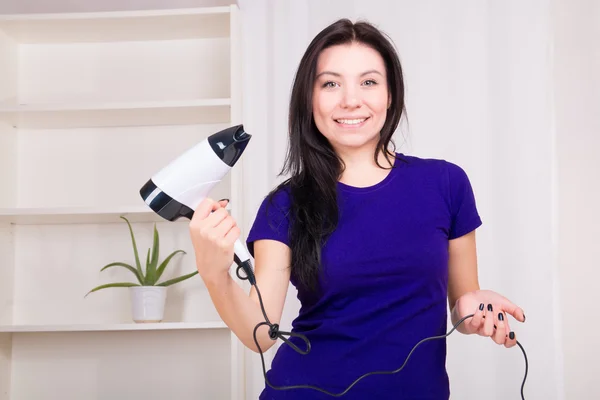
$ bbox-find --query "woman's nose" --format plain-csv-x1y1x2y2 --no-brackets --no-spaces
340,88,361,109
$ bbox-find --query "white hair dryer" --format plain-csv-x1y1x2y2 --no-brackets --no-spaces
139,124,255,279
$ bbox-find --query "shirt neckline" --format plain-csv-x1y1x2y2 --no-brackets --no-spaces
337,153,402,194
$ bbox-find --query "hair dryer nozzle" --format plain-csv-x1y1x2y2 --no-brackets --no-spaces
208,124,252,167
140,178,193,221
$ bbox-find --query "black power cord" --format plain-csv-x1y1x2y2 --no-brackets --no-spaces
235,260,528,399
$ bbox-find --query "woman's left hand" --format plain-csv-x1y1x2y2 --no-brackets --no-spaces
453,290,526,348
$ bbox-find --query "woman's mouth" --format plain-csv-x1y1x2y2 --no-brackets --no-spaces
334,117,369,128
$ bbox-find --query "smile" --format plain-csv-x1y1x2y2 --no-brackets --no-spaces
334,117,369,127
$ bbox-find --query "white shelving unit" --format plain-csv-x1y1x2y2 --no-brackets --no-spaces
0,5,246,400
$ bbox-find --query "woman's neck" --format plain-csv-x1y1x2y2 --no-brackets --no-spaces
337,147,395,188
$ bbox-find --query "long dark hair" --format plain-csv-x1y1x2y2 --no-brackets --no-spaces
267,18,406,294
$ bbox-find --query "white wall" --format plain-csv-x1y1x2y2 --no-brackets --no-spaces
554,1,600,399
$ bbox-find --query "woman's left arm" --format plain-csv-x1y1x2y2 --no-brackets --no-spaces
447,230,526,348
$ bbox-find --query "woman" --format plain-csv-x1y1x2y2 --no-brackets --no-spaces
189,18,526,399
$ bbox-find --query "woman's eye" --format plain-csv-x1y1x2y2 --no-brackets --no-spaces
363,79,377,86
322,81,338,88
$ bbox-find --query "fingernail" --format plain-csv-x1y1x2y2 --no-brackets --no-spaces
487,304,493,312
479,303,484,311
219,198,229,203
498,313,504,321
493,324,497,329
523,313,526,322
509,332,515,340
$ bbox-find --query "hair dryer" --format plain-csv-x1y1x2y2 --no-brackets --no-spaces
139,124,254,278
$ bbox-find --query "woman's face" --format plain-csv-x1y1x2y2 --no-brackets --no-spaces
312,42,390,155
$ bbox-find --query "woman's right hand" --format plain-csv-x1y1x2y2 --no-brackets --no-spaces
189,197,240,283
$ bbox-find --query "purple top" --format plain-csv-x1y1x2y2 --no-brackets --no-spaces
246,153,482,399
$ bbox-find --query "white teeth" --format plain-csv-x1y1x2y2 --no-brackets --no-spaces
336,118,366,125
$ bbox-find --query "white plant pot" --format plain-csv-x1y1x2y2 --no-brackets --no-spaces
129,286,167,323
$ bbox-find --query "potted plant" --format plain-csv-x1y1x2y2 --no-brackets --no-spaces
86,216,196,323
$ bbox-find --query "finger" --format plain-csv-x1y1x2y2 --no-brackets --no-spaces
502,314,516,348
223,225,241,245
512,306,526,323
482,304,495,336
469,303,485,332
492,312,507,345
218,198,230,208
204,206,230,228
505,330,517,349
497,297,526,323
503,315,512,341
214,215,236,238
192,197,219,220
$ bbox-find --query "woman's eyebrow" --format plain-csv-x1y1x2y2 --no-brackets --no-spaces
315,69,383,79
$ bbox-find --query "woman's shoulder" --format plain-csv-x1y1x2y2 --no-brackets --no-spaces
254,181,293,220
264,181,292,206
395,152,474,191
395,152,465,174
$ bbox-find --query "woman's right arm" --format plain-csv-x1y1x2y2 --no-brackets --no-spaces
189,198,291,353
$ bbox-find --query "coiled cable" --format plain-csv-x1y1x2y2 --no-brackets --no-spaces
235,260,528,399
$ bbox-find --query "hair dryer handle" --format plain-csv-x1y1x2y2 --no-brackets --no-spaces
234,239,252,264
233,239,255,285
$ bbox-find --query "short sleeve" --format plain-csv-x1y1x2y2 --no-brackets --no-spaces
245,186,292,257
445,161,483,239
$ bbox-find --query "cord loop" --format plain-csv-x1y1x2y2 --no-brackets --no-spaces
268,324,279,340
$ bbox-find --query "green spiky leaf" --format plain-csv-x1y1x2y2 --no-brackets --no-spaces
100,262,144,285
85,282,140,297
145,247,151,283
145,224,160,285
155,250,186,282
156,271,198,287
146,247,150,266
120,216,144,280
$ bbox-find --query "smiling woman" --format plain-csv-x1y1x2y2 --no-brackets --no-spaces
188,17,526,400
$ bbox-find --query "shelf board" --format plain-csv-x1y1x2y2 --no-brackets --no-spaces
0,321,228,333
0,98,232,129
0,205,178,225
0,203,232,225
0,7,232,44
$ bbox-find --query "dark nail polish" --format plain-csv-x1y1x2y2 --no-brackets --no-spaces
523,314,526,322
509,332,515,340
479,303,484,311
498,313,504,321
219,198,230,203
493,324,497,329
487,304,493,312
